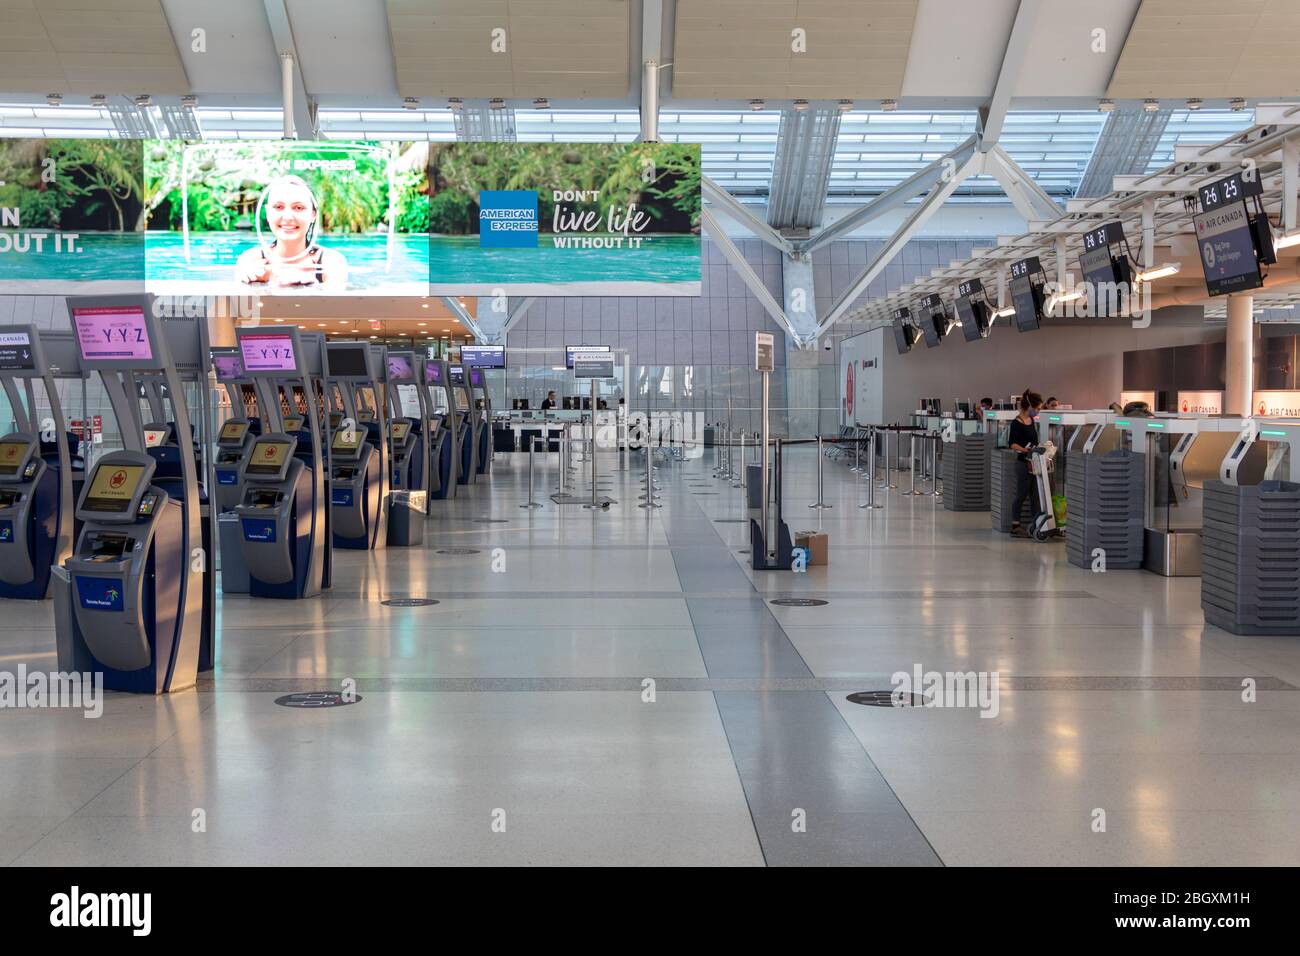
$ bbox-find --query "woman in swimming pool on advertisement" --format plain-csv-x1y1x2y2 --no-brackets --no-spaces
235,175,348,291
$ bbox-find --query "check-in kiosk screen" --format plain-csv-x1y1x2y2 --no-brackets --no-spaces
85,464,146,513
240,333,296,372
426,363,442,385
212,353,243,381
0,440,29,476
283,417,302,433
144,428,168,448
219,421,249,443
246,440,291,476
73,306,153,362
332,430,364,454
328,346,369,378
390,421,411,442
387,356,414,382
469,366,484,388
454,387,469,409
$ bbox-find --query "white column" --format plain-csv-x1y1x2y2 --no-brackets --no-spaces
1225,294,1254,415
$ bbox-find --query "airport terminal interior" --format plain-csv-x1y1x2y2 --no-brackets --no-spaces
1,0,1300,871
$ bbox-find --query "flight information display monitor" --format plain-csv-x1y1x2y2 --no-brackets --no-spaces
1194,200,1263,296
1009,257,1045,332
83,463,147,513
1077,222,1131,316
919,294,951,348
326,344,370,379
462,345,505,368
566,345,609,369
954,279,990,342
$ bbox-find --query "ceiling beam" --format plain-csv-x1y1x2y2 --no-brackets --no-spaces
263,0,317,139
978,0,1042,150
701,177,793,254
701,208,801,344
640,0,665,141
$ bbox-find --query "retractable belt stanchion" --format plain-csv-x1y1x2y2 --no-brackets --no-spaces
861,428,883,509
638,439,661,509
521,436,542,509
810,435,831,509
904,432,923,496
733,432,745,489
928,434,943,497
883,428,896,489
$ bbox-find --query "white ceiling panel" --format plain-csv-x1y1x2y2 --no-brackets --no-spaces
899,0,1017,99
161,0,279,95
1013,0,1141,98
0,0,190,93
1108,0,1300,99
288,0,397,96
673,0,918,101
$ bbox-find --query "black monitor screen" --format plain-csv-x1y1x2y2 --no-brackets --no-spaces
462,345,505,368
956,297,989,342
449,365,464,384
1010,275,1043,332
893,323,916,355
922,308,949,348
327,345,369,378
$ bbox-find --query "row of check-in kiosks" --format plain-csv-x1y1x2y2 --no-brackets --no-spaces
970,408,1300,575
0,294,494,695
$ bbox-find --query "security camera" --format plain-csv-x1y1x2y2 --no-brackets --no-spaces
823,340,832,351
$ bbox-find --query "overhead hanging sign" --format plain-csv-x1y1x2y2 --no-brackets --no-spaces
0,331,35,371
1194,201,1263,296
426,142,701,296
572,349,614,379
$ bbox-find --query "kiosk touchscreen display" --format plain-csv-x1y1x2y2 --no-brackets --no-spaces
426,363,442,385
469,367,485,388
0,440,30,476
283,417,303,433
454,387,470,410
332,430,364,455
212,353,243,381
84,464,146,513
245,440,291,476
73,306,153,362
219,421,249,444
387,356,414,382
328,346,369,378
143,428,168,448
390,421,412,442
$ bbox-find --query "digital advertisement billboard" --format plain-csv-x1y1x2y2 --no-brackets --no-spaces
426,142,701,296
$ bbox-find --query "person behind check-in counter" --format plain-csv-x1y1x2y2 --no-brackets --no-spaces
540,391,557,411
980,397,994,412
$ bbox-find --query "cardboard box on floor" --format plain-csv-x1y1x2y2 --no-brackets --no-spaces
794,530,828,566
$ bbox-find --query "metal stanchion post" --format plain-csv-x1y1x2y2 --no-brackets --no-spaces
860,428,883,509
885,428,897,489
810,435,832,509
638,444,661,509
929,435,943,497
520,437,542,508
733,431,745,489
904,432,923,496
558,430,568,498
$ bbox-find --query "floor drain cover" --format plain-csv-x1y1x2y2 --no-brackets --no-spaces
713,518,747,523
274,692,362,708
770,598,829,607
693,492,719,496
381,598,440,607
846,691,928,708
436,548,480,555
475,518,509,524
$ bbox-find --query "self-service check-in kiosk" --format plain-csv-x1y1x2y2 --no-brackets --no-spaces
211,348,260,513
325,341,388,549
450,364,476,486
232,327,331,599
426,359,458,499
0,326,78,600
55,295,210,693
468,364,492,476
385,351,427,494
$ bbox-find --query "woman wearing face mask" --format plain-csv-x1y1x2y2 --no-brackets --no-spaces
1007,389,1044,537
235,175,348,291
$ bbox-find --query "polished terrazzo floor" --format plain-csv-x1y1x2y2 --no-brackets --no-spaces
2,441,1298,866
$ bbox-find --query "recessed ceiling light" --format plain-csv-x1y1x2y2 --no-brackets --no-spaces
46,93,63,107
421,303,429,308
533,97,549,110
317,323,326,327
448,97,463,111
418,322,427,326
1097,98,1115,113
749,98,764,111
1230,97,1247,111
793,99,809,112
489,97,505,110
1186,97,1203,111
403,96,419,110
881,99,897,112
181,94,198,109
1142,98,1159,112
90,94,107,108
837,99,853,112
135,94,152,108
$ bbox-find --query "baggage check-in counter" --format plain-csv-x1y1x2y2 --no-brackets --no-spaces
426,359,458,499
1116,415,1256,577
468,365,492,475
450,364,476,485
325,341,389,549
1043,409,1113,478
213,418,257,512
389,419,417,488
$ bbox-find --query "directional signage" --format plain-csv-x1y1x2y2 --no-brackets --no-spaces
754,332,774,372
0,331,35,371
572,349,614,379
1194,200,1263,296
1199,171,1261,214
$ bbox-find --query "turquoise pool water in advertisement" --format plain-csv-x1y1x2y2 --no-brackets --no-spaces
146,232,429,292
428,234,700,285
0,232,144,282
